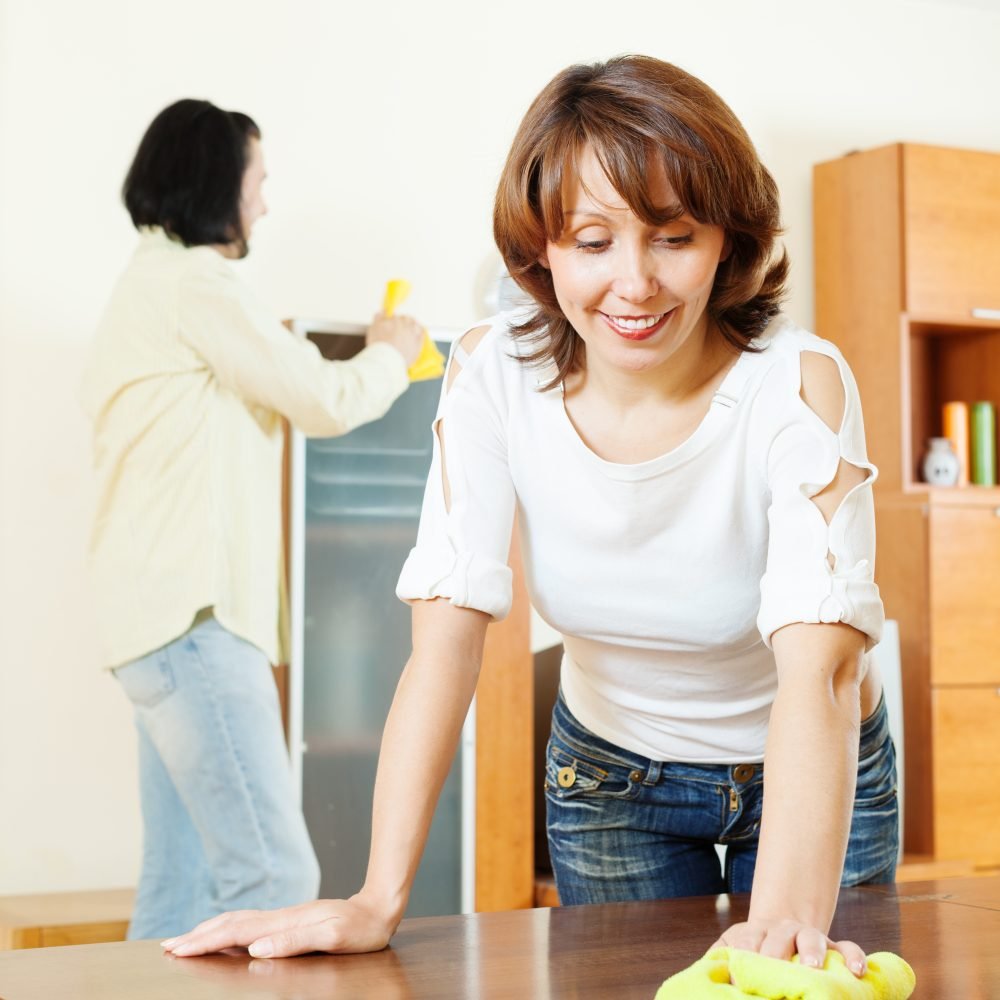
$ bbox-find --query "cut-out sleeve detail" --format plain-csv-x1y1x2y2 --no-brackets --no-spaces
396,327,516,620
757,348,884,651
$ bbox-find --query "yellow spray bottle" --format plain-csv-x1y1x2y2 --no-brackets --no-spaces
382,279,445,382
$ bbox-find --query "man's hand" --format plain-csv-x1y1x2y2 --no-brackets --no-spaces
366,312,424,367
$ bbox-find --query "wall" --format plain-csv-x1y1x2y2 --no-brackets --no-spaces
1,0,998,893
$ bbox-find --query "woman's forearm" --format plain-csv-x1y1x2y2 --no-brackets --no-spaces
359,601,489,927
748,678,859,929
749,624,865,930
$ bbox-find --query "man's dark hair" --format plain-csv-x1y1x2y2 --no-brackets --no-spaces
123,99,260,249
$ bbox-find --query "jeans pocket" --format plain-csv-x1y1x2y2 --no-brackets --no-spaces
114,652,176,709
544,741,640,801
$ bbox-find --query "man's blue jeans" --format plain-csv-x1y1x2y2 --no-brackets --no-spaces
114,615,320,939
545,690,899,904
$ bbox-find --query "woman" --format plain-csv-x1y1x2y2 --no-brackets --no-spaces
82,99,424,938
164,58,897,974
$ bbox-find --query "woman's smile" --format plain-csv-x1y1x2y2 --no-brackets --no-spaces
600,310,675,340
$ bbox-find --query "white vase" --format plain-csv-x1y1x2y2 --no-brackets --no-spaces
922,437,960,486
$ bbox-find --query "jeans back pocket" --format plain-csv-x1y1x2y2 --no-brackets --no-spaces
113,652,177,709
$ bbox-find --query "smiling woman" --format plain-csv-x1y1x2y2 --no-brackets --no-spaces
163,55,896,976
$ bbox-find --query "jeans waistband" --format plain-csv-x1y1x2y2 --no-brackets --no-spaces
553,687,892,768
551,690,656,772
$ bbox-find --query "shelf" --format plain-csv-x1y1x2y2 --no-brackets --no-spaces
908,314,1000,336
904,318,1000,492
900,484,1000,506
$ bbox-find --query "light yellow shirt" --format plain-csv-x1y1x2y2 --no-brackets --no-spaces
82,227,409,668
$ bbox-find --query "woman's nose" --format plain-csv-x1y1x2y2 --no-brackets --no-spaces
612,246,659,303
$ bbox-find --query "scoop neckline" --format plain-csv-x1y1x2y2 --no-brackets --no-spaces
555,349,756,482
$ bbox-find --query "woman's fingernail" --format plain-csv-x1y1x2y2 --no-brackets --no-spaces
852,961,866,975
171,944,196,957
160,938,177,949
805,955,821,967
249,938,274,958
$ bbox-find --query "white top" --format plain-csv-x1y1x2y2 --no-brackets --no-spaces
396,312,884,763
82,227,409,668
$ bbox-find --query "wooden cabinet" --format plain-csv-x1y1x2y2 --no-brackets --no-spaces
929,502,1000,685
815,143,1000,863
876,491,1000,859
903,146,1000,320
933,687,1000,864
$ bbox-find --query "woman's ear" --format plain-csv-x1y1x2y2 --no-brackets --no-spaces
719,234,732,263
537,253,550,270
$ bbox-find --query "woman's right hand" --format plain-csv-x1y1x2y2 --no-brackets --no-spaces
161,891,398,958
366,312,424,367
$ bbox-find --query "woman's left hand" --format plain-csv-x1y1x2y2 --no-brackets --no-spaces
713,918,867,977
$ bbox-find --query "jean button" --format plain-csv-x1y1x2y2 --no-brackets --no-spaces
557,766,577,789
629,769,643,783
733,764,756,783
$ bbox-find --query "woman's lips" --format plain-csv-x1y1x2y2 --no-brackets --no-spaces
600,309,674,341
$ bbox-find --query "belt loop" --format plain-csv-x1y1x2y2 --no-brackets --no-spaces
644,760,662,785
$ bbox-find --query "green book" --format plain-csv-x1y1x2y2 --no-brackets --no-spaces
970,401,997,486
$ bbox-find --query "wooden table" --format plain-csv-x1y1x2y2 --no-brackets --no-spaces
0,877,997,998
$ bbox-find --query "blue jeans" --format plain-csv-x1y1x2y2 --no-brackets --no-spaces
545,691,899,904
114,615,320,939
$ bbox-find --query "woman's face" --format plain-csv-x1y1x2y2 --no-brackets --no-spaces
543,146,727,377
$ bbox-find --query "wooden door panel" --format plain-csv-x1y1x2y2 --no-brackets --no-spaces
904,145,1000,320
929,504,1000,685
932,687,1000,863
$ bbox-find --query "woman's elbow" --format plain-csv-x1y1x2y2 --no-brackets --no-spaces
773,621,866,702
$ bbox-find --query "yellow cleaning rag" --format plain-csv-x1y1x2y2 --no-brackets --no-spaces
382,279,445,382
654,948,915,1000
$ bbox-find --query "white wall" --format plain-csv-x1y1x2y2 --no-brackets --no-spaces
1,0,998,894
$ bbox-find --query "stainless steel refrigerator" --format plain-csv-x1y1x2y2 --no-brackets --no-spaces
286,320,473,917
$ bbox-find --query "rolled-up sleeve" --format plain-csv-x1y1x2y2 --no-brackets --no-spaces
396,336,516,620
757,351,884,651
178,261,409,437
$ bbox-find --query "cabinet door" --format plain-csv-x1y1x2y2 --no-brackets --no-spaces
904,145,1000,320
932,687,1000,864
929,503,1000,685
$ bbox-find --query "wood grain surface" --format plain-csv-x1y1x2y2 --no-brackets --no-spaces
1,878,998,998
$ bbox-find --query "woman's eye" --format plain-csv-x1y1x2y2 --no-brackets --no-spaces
659,234,693,247
573,239,609,253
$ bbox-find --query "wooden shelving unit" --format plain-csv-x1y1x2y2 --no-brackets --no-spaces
814,142,1000,862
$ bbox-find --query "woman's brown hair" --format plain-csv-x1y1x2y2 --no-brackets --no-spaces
493,55,788,388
